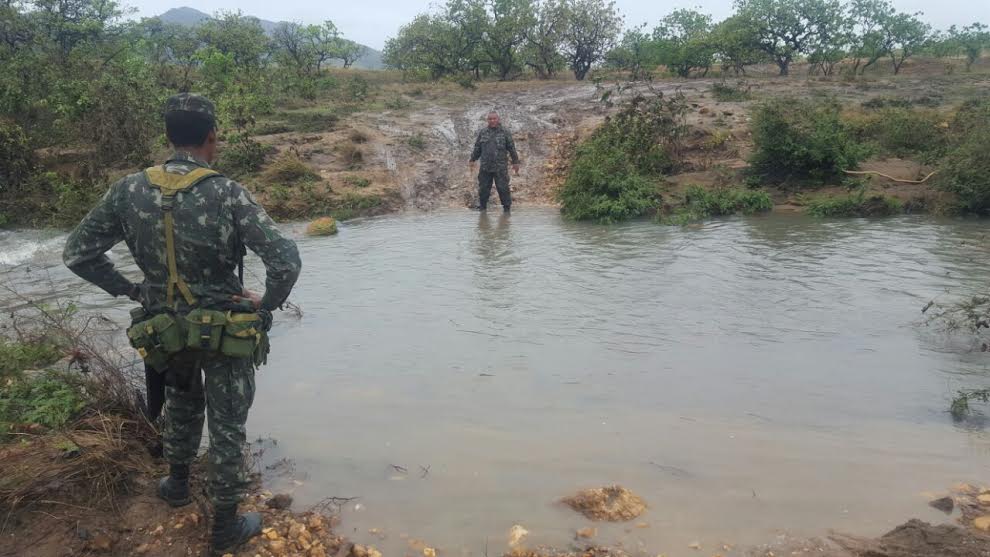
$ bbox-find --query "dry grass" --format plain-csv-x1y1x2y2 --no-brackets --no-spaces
336,143,364,169
260,152,321,185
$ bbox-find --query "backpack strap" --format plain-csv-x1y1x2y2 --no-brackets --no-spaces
144,166,221,309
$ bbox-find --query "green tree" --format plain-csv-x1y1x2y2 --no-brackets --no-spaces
304,21,340,72
606,25,657,78
733,0,845,76
334,38,366,68
197,11,269,71
272,21,315,77
651,9,715,78
560,0,622,80
480,0,536,80
949,23,989,72
710,14,769,74
524,0,567,78
885,12,929,74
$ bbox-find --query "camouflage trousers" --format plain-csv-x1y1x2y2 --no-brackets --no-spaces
478,168,511,209
163,352,255,508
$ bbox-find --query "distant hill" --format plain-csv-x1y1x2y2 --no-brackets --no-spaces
156,7,384,70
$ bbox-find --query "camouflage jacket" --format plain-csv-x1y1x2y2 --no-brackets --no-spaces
63,152,301,313
470,126,520,172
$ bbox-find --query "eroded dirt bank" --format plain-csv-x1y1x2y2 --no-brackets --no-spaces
250,71,990,218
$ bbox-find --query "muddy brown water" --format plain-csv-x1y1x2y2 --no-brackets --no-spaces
3,209,990,556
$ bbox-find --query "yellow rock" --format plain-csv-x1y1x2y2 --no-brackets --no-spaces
978,494,990,505
508,524,529,547
269,539,287,556
423,548,437,557
973,516,990,531
265,528,281,541
576,527,597,539
306,217,338,236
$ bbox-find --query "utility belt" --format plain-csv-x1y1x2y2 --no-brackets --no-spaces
127,307,271,372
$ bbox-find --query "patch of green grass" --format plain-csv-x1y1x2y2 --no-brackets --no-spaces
384,95,411,110
661,186,772,225
938,98,990,214
332,191,390,220
805,190,904,217
216,135,276,178
260,152,320,185
343,175,371,188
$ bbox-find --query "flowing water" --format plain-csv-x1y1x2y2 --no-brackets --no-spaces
3,209,990,556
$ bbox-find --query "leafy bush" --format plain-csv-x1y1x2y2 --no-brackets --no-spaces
560,90,688,223
805,190,904,217
51,174,107,227
710,82,752,102
0,120,36,195
850,107,947,160
384,95,410,110
345,76,372,102
216,134,275,177
0,372,86,433
662,185,772,224
0,338,62,379
938,99,990,214
261,152,320,184
750,98,871,181
407,133,426,150
560,136,660,223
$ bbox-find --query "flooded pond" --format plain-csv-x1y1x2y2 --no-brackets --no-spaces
3,208,990,556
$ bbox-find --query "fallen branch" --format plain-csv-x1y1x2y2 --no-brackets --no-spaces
842,169,937,184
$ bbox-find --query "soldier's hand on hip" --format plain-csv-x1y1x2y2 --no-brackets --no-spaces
512,163,520,176
232,288,262,311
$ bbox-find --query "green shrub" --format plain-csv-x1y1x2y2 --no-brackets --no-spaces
662,186,772,224
51,174,106,227
710,82,752,102
750,98,871,181
854,107,947,160
0,120,36,195
560,91,688,223
560,136,660,223
332,191,390,220
407,133,426,150
384,95,410,110
0,338,62,379
0,371,86,433
806,190,903,217
939,99,990,214
216,134,275,177
345,76,372,102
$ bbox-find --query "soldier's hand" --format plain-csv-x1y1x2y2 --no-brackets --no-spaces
233,288,262,311
469,161,477,171
512,163,520,176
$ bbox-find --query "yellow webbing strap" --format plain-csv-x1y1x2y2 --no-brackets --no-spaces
144,166,220,308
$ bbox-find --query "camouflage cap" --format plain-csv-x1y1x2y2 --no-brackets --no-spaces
164,93,216,118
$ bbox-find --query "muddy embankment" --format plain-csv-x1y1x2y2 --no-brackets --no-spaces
254,74,990,218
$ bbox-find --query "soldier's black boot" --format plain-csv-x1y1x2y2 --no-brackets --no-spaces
503,205,511,213
209,504,262,557
157,464,191,507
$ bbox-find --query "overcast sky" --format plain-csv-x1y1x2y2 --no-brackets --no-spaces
126,0,990,51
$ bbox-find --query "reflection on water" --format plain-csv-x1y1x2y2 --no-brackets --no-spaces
3,210,990,556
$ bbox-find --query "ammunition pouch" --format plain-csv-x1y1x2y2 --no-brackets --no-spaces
128,307,271,370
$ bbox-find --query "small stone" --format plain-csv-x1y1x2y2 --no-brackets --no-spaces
269,539,287,555
289,522,307,538
152,525,165,536
978,494,990,505
423,548,436,557
264,528,281,541
973,516,990,531
929,496,954,513
187,512,201,525
688,541,702,550
135,544,151,555
635,522,649,528
576,527,597,539
267,493,294,510
508,525,529,547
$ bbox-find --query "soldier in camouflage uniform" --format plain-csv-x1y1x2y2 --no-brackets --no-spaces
63,94,301,556
469,111,520,212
